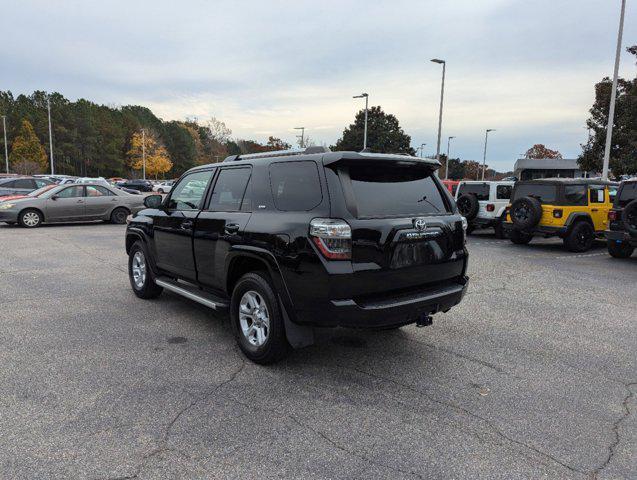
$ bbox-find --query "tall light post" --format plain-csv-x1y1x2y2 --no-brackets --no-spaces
2,115,8,174
431,58,446,166
602,0,626,181
353,93,369,150
47,97,54,174
481,129,495,180
420,143,426,158
141,129,146,180
294,127,305,148
445,136,455,180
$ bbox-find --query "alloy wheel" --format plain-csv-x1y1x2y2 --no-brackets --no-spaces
22,211,40,227
239,290,270,347
131,251,146,288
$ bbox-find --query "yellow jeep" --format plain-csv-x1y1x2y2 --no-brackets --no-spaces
503,179,618,252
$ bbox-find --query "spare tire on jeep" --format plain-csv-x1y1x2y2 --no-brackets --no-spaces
622,200,637,235
510,196,542,230
457,193,479,220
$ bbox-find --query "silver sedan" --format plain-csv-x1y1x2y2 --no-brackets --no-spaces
0,183,146,228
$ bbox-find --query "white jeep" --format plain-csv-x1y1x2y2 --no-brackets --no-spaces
455,180,514,237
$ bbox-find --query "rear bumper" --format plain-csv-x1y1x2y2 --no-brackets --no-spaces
606,230,637,246
296,277,469,328
502,222,567,237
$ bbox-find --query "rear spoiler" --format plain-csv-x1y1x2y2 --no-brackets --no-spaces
322,151,440,169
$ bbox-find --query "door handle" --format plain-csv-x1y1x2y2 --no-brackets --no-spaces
180,220,194,230
224,223,240,234
77,199,84,203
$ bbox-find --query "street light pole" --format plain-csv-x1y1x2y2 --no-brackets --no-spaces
602,0,626,181
2,115,8,174
445,136,455,180
431,59,446,167
47,97,54,175
142,129,146,180
420,143,426,158
353,93,369,150
294,127,305,148
481,129,495,180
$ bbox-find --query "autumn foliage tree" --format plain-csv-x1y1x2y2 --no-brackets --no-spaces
9,119,48,174
524,144,563,159
127,130,173,178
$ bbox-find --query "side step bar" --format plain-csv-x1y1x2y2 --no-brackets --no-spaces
155,277,229,310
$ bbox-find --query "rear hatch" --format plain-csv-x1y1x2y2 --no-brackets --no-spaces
326,157,466,299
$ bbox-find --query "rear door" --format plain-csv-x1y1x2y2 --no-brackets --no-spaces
153,169,214,280
331,161,465,298
194,166,252,289
84,185,116,219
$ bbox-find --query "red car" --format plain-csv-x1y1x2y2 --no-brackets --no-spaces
442,179,460,196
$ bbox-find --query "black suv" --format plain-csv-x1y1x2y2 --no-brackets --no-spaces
118,179,153,192
606,179,637,258
125,147,469,363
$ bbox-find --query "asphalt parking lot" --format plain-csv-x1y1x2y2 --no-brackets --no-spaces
0,223,635,479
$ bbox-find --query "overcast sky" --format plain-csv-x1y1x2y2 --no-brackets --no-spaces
3,0,636,171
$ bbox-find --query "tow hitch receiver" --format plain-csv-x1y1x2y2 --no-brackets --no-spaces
416,313,433,328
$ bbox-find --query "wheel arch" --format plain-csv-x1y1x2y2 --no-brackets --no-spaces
19,206,45,223
565,212,594,232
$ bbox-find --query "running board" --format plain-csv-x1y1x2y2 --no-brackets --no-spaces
155,277,228,310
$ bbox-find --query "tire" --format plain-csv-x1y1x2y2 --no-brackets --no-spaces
622,200,637,235
19,209,43,228
230,271,290,364
128,241,163,299
457,194,479,220
110,207,129,224
510,229,532,245
607,240,634,259
564,221,594,253
510,196,542,229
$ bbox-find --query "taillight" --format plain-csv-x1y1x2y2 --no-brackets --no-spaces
309,218,352,260
553,209,563,218
608,210,618,221
486,204,495,212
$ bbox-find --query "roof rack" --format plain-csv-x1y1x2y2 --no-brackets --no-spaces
223,145,330,162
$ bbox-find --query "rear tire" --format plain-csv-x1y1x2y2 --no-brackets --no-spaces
607,240,634,259
564,221,594,253
230,272,290,364
19,209,43,228
510,229,532,245
128,241,163,299
110,207,129,224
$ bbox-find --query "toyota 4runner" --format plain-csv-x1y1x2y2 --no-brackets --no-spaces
606,178,637,258
125,147,469,363
455,180,514,237
503,178,618,252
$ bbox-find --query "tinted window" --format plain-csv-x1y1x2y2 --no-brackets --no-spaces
269,161,322,211
208,168,251,212
616,182,637,207
496,185,512,200
457,183,490,201
57,186,84,198
86,185,113,197
14,179,35,189
563,185,587,206
513,184,557,204
347,165,449,217
34,179,51,188
1,180,16,188
168,170,213,210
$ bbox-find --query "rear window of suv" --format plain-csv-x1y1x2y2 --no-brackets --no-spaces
616,182,637,208
457,183,490,201
346,165,449,218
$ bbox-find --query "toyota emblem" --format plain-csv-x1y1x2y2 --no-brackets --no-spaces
413,218,427,231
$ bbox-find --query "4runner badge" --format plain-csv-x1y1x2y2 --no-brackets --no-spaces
413,218,427,231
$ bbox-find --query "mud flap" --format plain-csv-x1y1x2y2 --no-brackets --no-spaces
280,297,315,349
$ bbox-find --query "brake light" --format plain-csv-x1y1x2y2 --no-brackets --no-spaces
553,209,563,218
486,204,495,212
608,210,618,221
309,218,352,260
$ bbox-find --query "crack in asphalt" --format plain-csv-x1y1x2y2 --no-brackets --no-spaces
349,366,588,477
590,382,636,478
98,358,246,480
224,392,425,479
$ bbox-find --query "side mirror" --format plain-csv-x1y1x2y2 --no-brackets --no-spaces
144,194,163,209
51,195,58,201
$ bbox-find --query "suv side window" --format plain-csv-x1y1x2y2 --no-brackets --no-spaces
496,185,512,200
563,185,587,206
207,168,251,212
168,170,213,210
589,186,605,204
269,161,322,211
